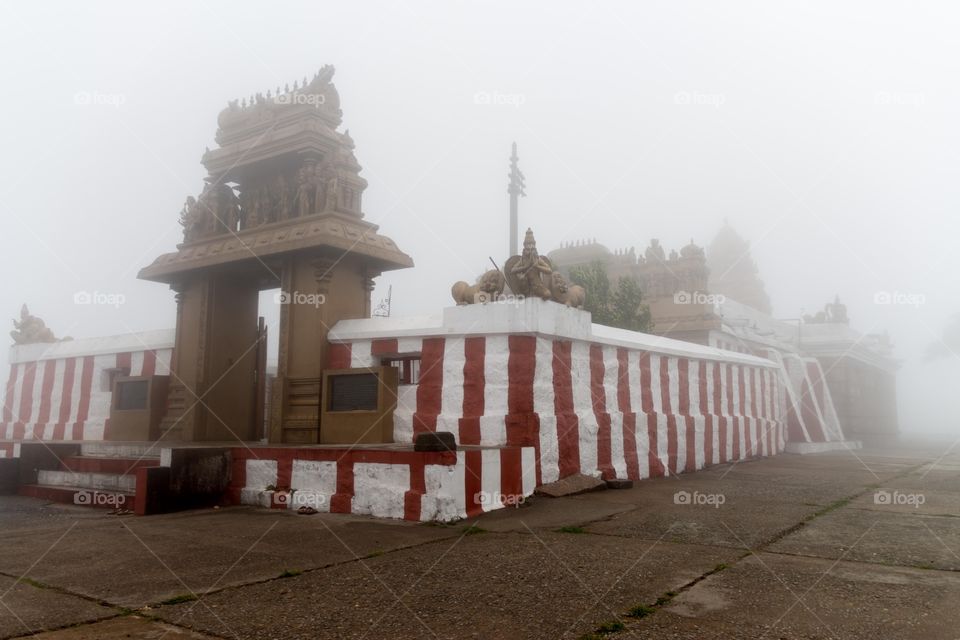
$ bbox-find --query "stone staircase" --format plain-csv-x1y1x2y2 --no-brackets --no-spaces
18,443,161,511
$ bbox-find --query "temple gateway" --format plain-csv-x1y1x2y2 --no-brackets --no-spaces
0,67,888,521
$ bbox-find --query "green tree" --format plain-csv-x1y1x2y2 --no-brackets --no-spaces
568,261,653,332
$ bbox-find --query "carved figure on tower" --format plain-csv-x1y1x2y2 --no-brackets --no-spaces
505,228,554,300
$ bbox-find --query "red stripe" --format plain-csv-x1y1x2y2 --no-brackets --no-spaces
226,453,247,504
117,352,132,374
660,357,677,475
776,375,787,448
639,352,653,414
464,450,484,517
33,360,57,438
714,363,727,463
728,366,740,460
371,338,399,356
17,362,38,425
141,350,157,377
54,358,77,440
799,378,827,442
617,349,640,480
725,365,735,415
459,337,485,446
660,356,673,414
699,361,712,467
749,369,759,456
552,341,580,478
507,336,536,415
500,448,523,500
739,367,751,457
3,364,18,425
327,343,352,369
271,457,294,510
677,358,690,415
764,370,773,455
405,459,425,521
413,338,445,438
647,413,663,477
591,345,613,479
72,356,95,440
678,359,696,472
330,459,355,513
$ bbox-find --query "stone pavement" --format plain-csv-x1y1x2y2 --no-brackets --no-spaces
1,440,958,639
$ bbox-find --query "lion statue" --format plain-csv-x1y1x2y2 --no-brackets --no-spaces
549,272,586,309
451,269,506,305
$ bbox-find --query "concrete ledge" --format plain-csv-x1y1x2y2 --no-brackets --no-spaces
785,440,863,455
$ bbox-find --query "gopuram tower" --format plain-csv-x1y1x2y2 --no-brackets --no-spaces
139,66,413,444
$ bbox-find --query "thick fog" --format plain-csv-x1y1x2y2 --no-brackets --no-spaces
0,2,957,437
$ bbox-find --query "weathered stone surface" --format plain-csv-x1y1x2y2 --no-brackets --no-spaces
535,472,605,497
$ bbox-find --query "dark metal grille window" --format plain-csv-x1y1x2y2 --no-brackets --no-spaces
329,373,379,411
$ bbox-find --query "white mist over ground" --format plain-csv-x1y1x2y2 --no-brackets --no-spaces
0,1,957,438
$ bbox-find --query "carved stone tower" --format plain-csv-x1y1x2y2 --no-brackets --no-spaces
139,67,413,444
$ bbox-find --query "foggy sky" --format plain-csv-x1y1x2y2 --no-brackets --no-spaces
1,1,957,434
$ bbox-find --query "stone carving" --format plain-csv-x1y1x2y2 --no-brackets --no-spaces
451,269,506,305
195,182,241,235
179,196,205,243
275,174,291,222
320,162,339,212
174,67,370,243
505,228,553,300
644,239,666,262
804,295,849,325
10,305,60,345
450,228,588,308
549,272,586,309
296,165,315,218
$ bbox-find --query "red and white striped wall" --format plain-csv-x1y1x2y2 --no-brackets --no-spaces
756,349,846,444
230,444,537,521
1,330,173,443
328,300,789,491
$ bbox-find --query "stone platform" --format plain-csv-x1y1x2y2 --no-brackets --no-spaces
0,440,537,522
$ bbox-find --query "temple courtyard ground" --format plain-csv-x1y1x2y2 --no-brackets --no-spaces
1,439,959,639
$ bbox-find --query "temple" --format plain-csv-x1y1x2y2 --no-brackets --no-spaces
0,68,895,521
548,230,899,445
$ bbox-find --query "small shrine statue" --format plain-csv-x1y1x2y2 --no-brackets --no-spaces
10,305,58,345
505,228,553,300
179,196,205,242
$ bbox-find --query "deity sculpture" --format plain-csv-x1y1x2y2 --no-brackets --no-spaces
505,228,553,300
295,166,314,217
179,196,205,243
275,174,290,222
450,228,587,308
645,239,666,262
10,305,59,345
319,162,339,212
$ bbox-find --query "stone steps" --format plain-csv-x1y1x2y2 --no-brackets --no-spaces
18,442,159,511
37,469,137,493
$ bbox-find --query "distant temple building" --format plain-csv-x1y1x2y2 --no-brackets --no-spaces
548,224,899,442
706,222,772,314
